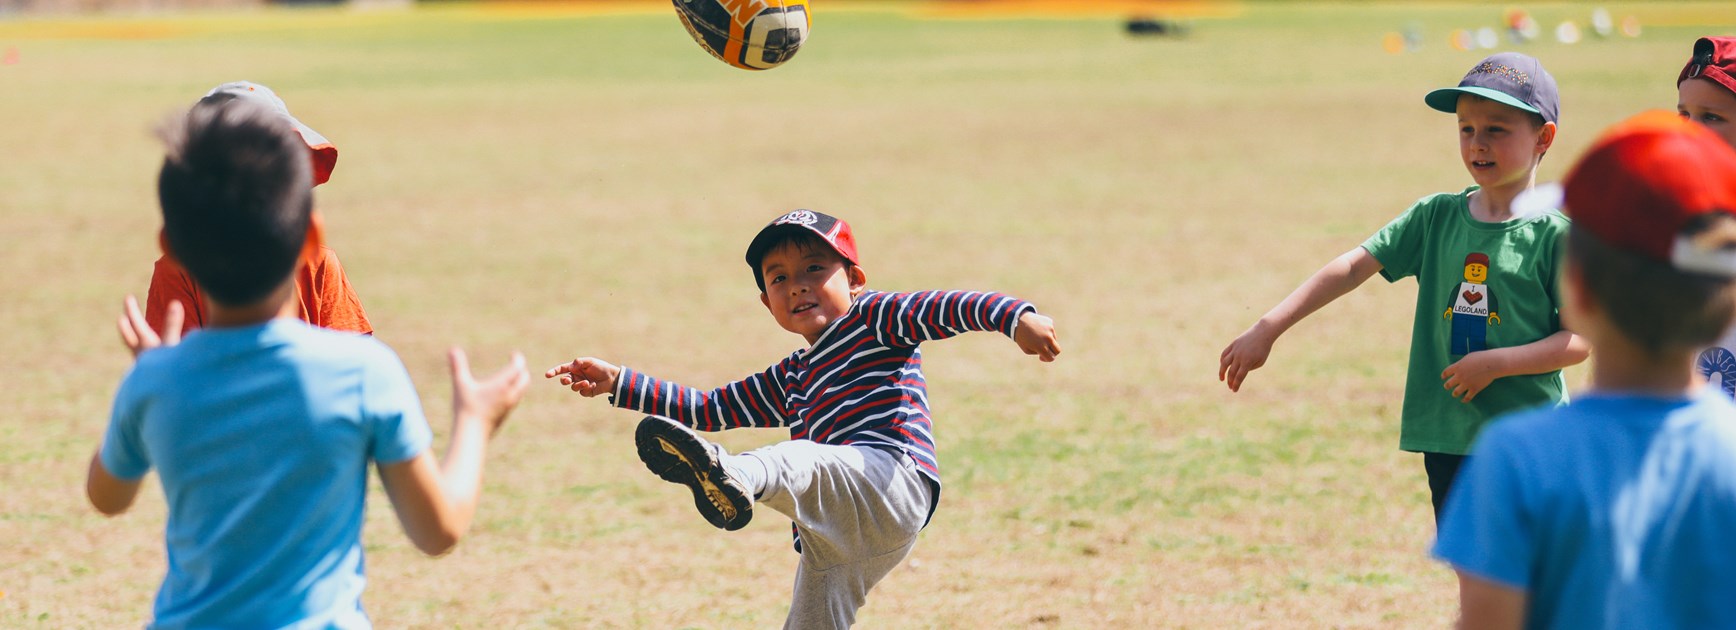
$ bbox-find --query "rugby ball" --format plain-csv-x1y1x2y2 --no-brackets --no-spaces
672,0,810,71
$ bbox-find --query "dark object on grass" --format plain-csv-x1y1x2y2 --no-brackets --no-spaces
1126,17,1190,38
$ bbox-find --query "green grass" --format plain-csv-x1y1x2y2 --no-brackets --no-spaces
3,1,1735,626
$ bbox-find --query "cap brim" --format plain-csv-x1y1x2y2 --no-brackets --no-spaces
308,143,336,187
745,223,813,270
1424,86,1541,117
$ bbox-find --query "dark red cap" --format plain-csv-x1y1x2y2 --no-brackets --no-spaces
1465,253,1490,266
745,209,860,291
1678,37,1736,99
1563,111,1736,276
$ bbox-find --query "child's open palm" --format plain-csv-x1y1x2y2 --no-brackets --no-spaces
117,295,182,358
451,349,530,434
545,357,622,397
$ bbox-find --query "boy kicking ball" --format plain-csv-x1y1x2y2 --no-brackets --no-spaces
547,209,1059,628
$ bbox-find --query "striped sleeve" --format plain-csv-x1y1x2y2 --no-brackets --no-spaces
607,361,792,432
858,290,1036,348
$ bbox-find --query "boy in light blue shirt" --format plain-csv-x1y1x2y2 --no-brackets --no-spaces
86,96,531,628
1434,112,1736,628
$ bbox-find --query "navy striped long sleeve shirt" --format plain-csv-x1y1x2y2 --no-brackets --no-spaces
609,289,1036,492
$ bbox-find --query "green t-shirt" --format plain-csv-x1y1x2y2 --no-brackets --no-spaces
1361,187,1570,455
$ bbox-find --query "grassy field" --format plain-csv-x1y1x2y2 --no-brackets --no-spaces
3,1,1735,627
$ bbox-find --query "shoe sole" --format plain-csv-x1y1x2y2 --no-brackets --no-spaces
635,416,753,531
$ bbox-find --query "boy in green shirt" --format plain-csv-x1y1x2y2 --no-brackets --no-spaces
1218,52,1590,525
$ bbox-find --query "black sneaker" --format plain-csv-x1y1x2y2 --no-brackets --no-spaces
635,416,754,531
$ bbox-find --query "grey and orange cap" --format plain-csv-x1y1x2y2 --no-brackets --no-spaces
1425,52,1560,125
204,81,338,186
745,209,860,291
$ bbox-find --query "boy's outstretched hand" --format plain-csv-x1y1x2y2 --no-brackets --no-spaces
1015,312,1061,362
545,357,623,397
450,349,530,435
1219,322,1276,393
117,295,182,358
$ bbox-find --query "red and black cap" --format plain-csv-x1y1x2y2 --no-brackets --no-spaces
745,209,860,291
1562,111,1736,277
1678,36,1736,98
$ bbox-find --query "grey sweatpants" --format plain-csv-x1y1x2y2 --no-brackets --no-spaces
732,441,934,630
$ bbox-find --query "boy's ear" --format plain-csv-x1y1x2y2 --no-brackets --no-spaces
301,210,327,263
759,291,772,313
848,265,868,298
1537,121,1558,155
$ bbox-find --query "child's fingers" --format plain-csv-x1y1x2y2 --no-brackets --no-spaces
122,294,144,325
1219,344,1245,382
117,314,139,350
502,352,530,391
1444,375,1472,401
448,347,473,383
162,300,184,346
122,296,159,345
545,361,577,378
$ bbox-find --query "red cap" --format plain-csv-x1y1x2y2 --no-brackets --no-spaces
1464,253,1490,266
1678,37,1736,99
1563,111,1736,276
745,210,860,291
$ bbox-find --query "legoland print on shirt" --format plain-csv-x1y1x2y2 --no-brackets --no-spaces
1360,188,1570,455
1447,252,1500,357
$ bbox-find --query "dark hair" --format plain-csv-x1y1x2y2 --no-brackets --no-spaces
1567,221,1736,355
754,230,854,292
156,98,312,307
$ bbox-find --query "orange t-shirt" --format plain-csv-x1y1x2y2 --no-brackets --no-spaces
145,246,372,336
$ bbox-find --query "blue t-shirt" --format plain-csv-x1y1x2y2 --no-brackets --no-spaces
100,319,432,629
1432,387,1736,629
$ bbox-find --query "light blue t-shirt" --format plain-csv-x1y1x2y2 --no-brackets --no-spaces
1432,387,1736,629
101,319,432,629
